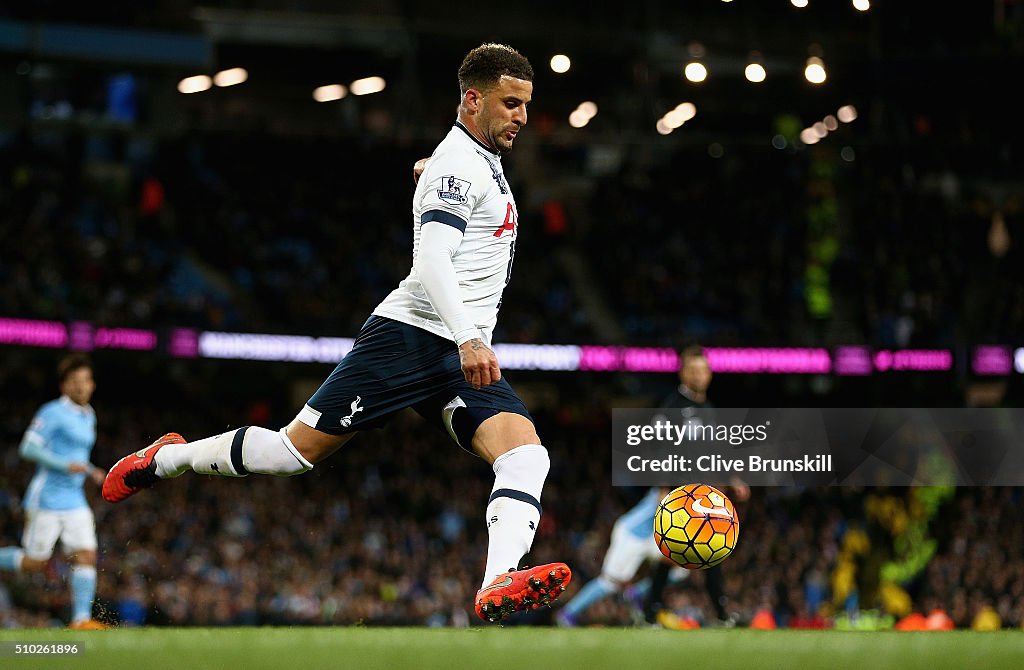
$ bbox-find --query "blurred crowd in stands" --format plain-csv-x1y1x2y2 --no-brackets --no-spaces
2,121,1020,348
0,127,591,344
584,140,1023,348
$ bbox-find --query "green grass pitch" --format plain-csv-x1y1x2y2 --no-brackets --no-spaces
1,628,1020,670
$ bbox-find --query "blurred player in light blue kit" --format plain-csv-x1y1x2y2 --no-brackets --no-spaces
0,354,108,629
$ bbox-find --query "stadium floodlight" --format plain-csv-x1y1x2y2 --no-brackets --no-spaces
791,0,809,7
213,68,248,88
313,84,347,102
837,104,858,123
823,115,839,131
804,57,827,84
350,77,386,96
576,101,598,119
800,128,820,144
664,110,687,129
675,102,697,121
568,109,590,128
684,62,708,83
745,51,766,83
852,0,870,10
569,101,598,128
663,102,696,130
550,55,571,74
656,118,673,135
177,75,212,94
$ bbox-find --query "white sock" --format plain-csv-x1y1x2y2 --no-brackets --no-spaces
242,427,313,475
154,426,313,477
481,444,550,588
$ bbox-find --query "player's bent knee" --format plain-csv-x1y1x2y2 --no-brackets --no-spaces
67,550,97,566
524,444,551,477
469,412,542,463
284,419,352,464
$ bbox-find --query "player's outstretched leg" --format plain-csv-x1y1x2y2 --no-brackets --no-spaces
102,433,187,502
102,426,315,503
476,562,572,623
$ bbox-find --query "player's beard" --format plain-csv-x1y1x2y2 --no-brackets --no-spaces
492,126,516,154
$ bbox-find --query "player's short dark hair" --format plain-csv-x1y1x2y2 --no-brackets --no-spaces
458,43,533,95
57,353,92,383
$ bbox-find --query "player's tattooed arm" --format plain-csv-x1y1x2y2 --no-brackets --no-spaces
459,338,502,390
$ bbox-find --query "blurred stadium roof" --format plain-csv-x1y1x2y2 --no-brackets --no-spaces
0,1,1019,144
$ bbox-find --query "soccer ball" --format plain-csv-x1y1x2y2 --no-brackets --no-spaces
654,483,740,569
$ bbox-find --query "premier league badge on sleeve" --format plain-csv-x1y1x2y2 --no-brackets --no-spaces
437,175,470,204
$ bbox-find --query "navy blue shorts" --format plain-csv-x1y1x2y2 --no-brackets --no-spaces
297,316,532,450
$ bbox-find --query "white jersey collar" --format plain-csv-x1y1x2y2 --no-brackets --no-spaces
454,121,499,158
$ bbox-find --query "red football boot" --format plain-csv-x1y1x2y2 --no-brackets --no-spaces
102,433,186,503
475,562,572,623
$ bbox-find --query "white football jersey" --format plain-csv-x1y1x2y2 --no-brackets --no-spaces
373,122,519,346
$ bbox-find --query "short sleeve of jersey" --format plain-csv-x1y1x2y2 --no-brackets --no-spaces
417,152,486,232
25,404,58,445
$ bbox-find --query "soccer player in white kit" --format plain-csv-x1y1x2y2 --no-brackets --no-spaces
0,354,108,629
103,43,570,623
